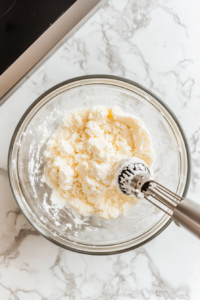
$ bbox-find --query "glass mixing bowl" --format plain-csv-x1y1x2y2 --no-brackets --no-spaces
8,75,190,254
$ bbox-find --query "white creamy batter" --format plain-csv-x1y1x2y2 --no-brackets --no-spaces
43,106,154,219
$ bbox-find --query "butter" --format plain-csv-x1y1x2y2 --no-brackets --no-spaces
43,106,154,219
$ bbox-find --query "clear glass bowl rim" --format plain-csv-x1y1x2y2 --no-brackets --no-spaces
8,75,191,255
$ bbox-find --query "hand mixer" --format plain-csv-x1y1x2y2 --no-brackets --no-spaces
115,158,200,239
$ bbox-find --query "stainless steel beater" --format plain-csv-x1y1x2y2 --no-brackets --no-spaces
116,158,200,239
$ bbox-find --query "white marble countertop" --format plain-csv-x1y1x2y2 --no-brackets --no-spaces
0,0,200,299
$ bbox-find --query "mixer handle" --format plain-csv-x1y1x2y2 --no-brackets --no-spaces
172,198,200,239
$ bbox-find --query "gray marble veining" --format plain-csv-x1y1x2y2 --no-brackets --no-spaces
0,0,200,299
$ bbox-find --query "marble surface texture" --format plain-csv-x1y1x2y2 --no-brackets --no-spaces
0,0,200,299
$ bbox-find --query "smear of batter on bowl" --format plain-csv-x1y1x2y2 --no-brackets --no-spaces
43,106,154,219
